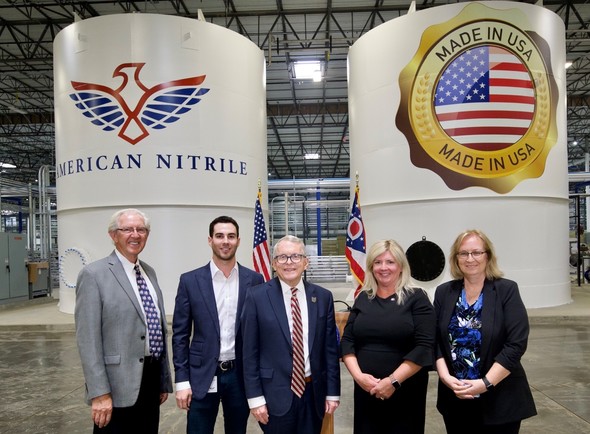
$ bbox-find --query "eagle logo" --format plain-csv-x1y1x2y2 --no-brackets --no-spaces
69,63,210,145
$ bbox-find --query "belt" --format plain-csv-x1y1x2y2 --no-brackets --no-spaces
218,360,235,372
143,356,161,364
304,376,312,383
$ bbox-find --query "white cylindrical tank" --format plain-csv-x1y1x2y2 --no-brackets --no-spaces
348,1,569,307
54,14,267,313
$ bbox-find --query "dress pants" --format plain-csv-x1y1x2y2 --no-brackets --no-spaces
187,367,250,434
260,382,322,434
441,398,522,434
94,356,162,434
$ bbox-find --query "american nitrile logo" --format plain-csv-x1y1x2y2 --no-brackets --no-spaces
69,63,210,145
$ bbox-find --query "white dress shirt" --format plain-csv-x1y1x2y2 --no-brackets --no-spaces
114,250,161,356
210,261,240,362
175,261,240,393
280,280,311,377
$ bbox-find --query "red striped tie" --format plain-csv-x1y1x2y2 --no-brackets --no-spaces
290,287,306,398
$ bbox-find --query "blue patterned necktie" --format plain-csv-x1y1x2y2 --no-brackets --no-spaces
134,264,164,359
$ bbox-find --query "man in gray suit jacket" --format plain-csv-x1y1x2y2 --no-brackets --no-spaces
172,216,264,434
75,208,173,433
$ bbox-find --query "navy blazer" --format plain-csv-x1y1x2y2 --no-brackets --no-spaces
172,263,264,399
241,277,341,418
434,278,537,424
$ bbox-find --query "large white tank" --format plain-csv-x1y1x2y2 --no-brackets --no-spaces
348,1,569,307
54,14,267,313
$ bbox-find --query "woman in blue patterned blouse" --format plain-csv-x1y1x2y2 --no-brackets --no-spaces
434,230,536,434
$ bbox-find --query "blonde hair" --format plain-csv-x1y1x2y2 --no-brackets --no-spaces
362,239,417,305
448,229,503,280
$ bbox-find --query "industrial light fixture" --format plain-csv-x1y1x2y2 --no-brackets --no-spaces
565,61,573,69
0,162,16,168
293,60,323,82
304,153,320,160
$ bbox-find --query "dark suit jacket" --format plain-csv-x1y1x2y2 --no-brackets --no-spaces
434,278,537,424
75,251,173,407
241,277,341,418
172,263,264,399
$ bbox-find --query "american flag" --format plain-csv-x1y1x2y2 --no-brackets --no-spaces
434,45,534,151
252,190,271,281
345,186,366,298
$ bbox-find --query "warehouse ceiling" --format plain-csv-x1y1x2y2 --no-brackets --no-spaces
0,0,590,189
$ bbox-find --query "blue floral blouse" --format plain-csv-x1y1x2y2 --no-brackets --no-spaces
447,288,483,380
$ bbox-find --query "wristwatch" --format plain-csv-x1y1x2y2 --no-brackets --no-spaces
482,376,494,391
390,378,401,391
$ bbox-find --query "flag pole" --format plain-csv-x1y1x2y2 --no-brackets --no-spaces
345,171,367,300
253,180,272,281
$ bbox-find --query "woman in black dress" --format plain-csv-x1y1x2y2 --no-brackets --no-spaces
341,239,436,434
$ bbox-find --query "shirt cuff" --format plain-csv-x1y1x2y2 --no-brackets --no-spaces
247,396,266,409
326,395,340,401
175,381,191,391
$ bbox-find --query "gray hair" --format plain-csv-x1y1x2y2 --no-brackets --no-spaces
272,234,305,257
107,208,151,233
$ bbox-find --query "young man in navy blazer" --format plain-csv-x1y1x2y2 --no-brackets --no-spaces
172,216,264,434
241,235,341,434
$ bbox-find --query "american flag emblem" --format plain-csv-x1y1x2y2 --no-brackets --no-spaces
252,191,271,282
397,3,558,193
434,46,534,151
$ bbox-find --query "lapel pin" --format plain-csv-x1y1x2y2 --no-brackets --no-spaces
311,296,317,303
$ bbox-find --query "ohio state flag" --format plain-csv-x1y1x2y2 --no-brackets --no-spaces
345,186,366,298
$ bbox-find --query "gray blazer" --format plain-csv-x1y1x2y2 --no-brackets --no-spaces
75,250,173,407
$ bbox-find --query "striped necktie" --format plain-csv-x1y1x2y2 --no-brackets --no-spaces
290,287,305,397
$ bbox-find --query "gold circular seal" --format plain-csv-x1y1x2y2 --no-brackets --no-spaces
396,3,558,193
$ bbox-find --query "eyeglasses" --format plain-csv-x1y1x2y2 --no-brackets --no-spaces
117,227,149,235
457,251,487,260
274,253,306,264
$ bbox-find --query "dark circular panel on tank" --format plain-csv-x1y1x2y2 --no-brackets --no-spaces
406,237,446,282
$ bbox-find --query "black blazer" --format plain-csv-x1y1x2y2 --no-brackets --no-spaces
434,278,537,424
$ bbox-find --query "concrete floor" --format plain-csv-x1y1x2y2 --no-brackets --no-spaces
0,283,589,434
